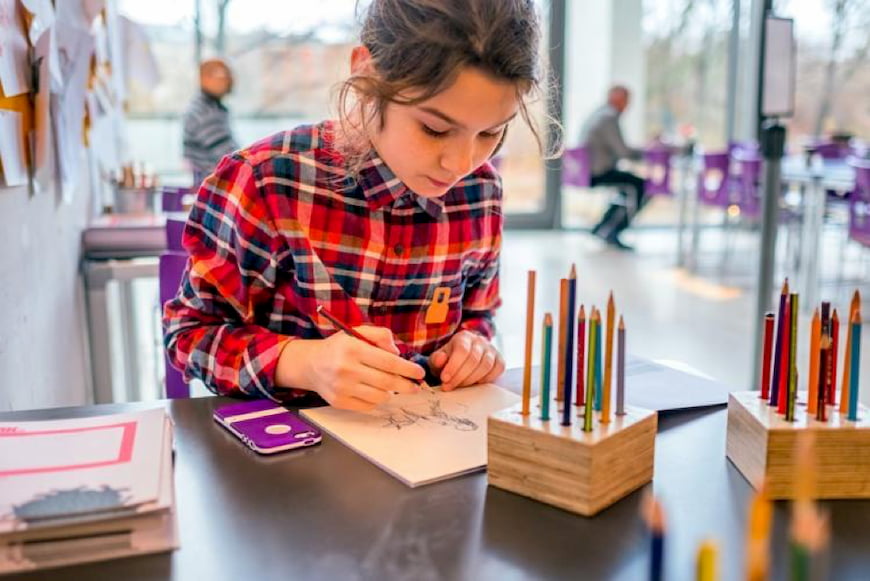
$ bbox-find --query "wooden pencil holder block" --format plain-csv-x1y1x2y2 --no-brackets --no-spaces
726,391,870,499
487,403,657,517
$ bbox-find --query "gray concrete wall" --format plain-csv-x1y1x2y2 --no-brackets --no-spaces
0,165,92,411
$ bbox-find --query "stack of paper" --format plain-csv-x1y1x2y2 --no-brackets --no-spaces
0,408,178,574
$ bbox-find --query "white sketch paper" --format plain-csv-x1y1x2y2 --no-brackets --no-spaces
0,0,30,97
302,384,519,487
0,109,27,186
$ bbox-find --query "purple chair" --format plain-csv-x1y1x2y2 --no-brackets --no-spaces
697,152,733,208
807,141,850,161
562,146,591,188
159,216,190,398
643,146,672,196
161,186,192,213
848,160,870,247
731,149,763,218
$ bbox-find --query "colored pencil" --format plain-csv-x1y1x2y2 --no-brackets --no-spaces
829,310,839,406
787,293,799,421
745,484,773,581
848,310,862,422
540,313,553,421
760,312,775,400
770,279,789,407
594,311,603,412
316,304,429,391
562,266,577,426
808,308,821,415
644,495,666,581
695,540,717,581
601,292,615,423
779,294,792,415
576,305,586,407
820,301,831,403
521,270,536,416
617,315,626,416
816,336,830,422
584,309,597,432
840,290,861,414
557,279,567,401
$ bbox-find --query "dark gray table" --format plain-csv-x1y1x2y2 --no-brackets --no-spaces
5,384,870,580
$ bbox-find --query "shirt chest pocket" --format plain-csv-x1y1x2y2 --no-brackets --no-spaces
417,275,465,332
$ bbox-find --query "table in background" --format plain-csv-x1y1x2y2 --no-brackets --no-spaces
780,157,856,312
6,376,870,580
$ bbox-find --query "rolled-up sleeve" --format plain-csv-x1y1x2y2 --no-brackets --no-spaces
162,154,299,401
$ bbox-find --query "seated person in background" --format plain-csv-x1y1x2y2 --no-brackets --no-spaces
580,85,647,251
163,0,553,411
182,58,239,186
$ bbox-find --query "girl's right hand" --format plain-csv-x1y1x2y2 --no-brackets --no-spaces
276,325,426,412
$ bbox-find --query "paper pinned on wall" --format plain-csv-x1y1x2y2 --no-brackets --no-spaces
0,109,27,186
302,384,519,487
0,0,30,97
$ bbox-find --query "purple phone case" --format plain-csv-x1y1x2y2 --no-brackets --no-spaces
213,400,322,454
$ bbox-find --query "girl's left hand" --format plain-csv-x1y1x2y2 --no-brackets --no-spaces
427,331,505,391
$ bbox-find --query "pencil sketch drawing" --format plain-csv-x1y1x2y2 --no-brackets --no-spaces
379,397,479,432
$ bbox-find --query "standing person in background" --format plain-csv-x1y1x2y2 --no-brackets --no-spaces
182,58,239,186
580,85,646,251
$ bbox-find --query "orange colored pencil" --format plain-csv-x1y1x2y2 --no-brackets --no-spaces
601,292,615,423
807,308,820,415
556,278,567,401
840,290,861,414
521,270,536,416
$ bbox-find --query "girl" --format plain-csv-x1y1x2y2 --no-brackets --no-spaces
163,0,553,411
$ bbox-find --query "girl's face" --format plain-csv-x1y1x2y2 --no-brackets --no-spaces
369,66,520,198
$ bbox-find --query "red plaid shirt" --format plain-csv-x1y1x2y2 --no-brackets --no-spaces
163,121,503,400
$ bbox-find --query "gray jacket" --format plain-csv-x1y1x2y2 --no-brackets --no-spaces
579,105,642,176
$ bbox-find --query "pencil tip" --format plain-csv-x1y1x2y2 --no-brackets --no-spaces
569,264,577,277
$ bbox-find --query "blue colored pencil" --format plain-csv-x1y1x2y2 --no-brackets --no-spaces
540,313,553,421
848,311,862,421
562,266,577,426
770,279,789,407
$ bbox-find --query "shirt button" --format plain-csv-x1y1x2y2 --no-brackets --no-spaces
393,244,405,256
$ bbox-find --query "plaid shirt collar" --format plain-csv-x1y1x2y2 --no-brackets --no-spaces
357,150,445,219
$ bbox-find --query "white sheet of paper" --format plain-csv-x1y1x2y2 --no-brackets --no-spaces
303,384,519,487
0,0,30,97
0,109,27,186
623,355,732,410
52,18,95,201
0,408,169,531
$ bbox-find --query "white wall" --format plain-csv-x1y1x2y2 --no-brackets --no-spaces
0,159,92,411
563,0,646,146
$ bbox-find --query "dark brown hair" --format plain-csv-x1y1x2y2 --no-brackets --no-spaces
336,0,560,173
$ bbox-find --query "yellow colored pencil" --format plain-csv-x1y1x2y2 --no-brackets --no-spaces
695,539,717,581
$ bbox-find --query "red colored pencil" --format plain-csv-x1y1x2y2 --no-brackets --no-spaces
760,312,775,400
817,336,830,422
829,310,839,406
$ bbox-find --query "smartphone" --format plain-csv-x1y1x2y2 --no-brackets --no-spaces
213,399,322,454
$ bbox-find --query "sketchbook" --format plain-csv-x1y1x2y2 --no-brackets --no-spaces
302,384,519,487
